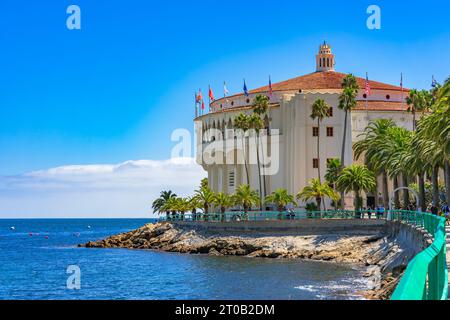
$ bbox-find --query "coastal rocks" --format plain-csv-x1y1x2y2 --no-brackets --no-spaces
80,222,385,264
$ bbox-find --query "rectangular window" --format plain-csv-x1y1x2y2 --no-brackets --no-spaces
326,127,334,137
313,127,319,137
327,107,333,117
228,170,235,188
313,158,319,169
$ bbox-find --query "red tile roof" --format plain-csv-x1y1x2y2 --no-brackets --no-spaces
250,71,408,93
354,100,409,112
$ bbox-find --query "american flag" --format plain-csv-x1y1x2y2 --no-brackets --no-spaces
364,73,371,97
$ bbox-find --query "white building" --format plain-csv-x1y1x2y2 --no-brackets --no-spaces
194,42,413,209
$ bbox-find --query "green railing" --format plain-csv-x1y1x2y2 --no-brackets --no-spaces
158,209,387,222
390,211,448,300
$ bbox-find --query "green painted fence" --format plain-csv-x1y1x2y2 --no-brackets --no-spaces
159,209,448,300
390,211,448,300
158,209,386,222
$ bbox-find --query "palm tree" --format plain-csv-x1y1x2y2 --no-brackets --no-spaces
383,126,413,208
248,113,264,210
160,196,179,219
200,178,209,189
264,188,297,213
353,119,396,209
252,94,269,115
252,94,270,203
325,158,342,208
213,192,234,222
234,113,250,184
406,89,432,131
338,74,359,208
336,164,376,211
194,185,215,221
152,190,177,218
297,178,339,211
188,196,201,220
233,184,260,214
310,99,331,183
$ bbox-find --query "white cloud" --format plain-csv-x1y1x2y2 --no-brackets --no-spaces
0,158,206,218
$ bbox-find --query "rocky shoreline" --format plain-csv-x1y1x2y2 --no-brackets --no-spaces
79,222,414,299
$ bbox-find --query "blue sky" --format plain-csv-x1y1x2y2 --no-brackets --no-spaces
0,0,449,217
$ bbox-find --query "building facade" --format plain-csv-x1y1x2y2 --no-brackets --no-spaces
194,43,413,209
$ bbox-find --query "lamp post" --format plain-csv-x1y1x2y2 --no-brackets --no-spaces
388,187,420,220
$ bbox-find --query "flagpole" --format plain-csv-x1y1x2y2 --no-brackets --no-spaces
400,73,404,114
195,91,198,119
365,72,369,118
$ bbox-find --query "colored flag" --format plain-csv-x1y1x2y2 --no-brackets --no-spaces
364,72,371,96
243,79,249,97
223,81,229,97
432,76,438,88
209,86,215,102
269,76,273,97
196,89,203,104
400,73,403,90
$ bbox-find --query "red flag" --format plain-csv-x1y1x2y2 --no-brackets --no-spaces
201,100,205,110
209,86,215,101
364,73,371,96
196,89,203,103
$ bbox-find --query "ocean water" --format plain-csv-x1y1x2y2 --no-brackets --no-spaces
0,219,369,300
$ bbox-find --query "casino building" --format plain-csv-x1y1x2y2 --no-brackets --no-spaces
194,43,413,209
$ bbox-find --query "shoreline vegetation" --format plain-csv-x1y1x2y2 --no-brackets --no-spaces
80,221,420,300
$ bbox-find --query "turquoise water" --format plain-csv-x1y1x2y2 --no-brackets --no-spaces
0,219,368,300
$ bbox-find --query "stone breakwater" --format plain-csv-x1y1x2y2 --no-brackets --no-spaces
80,221,429,299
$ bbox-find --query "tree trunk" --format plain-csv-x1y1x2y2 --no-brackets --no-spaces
339,111,348,210
382,170,389,209
317,118,321,184
340,111,348,168
255,134,263,211
393,176,400,209
259,131,267,206
316,197,322,215
374,174,379,208
402,174,409,208
432,165,440,207
445,160,450,206
204,204,209,221
242,136,249,184
418,172,426,211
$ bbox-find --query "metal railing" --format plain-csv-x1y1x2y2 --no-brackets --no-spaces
158,209,387,222
390,210,448,300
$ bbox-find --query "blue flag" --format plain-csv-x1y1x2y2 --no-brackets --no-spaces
243,79,249,96
431,76,438,88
